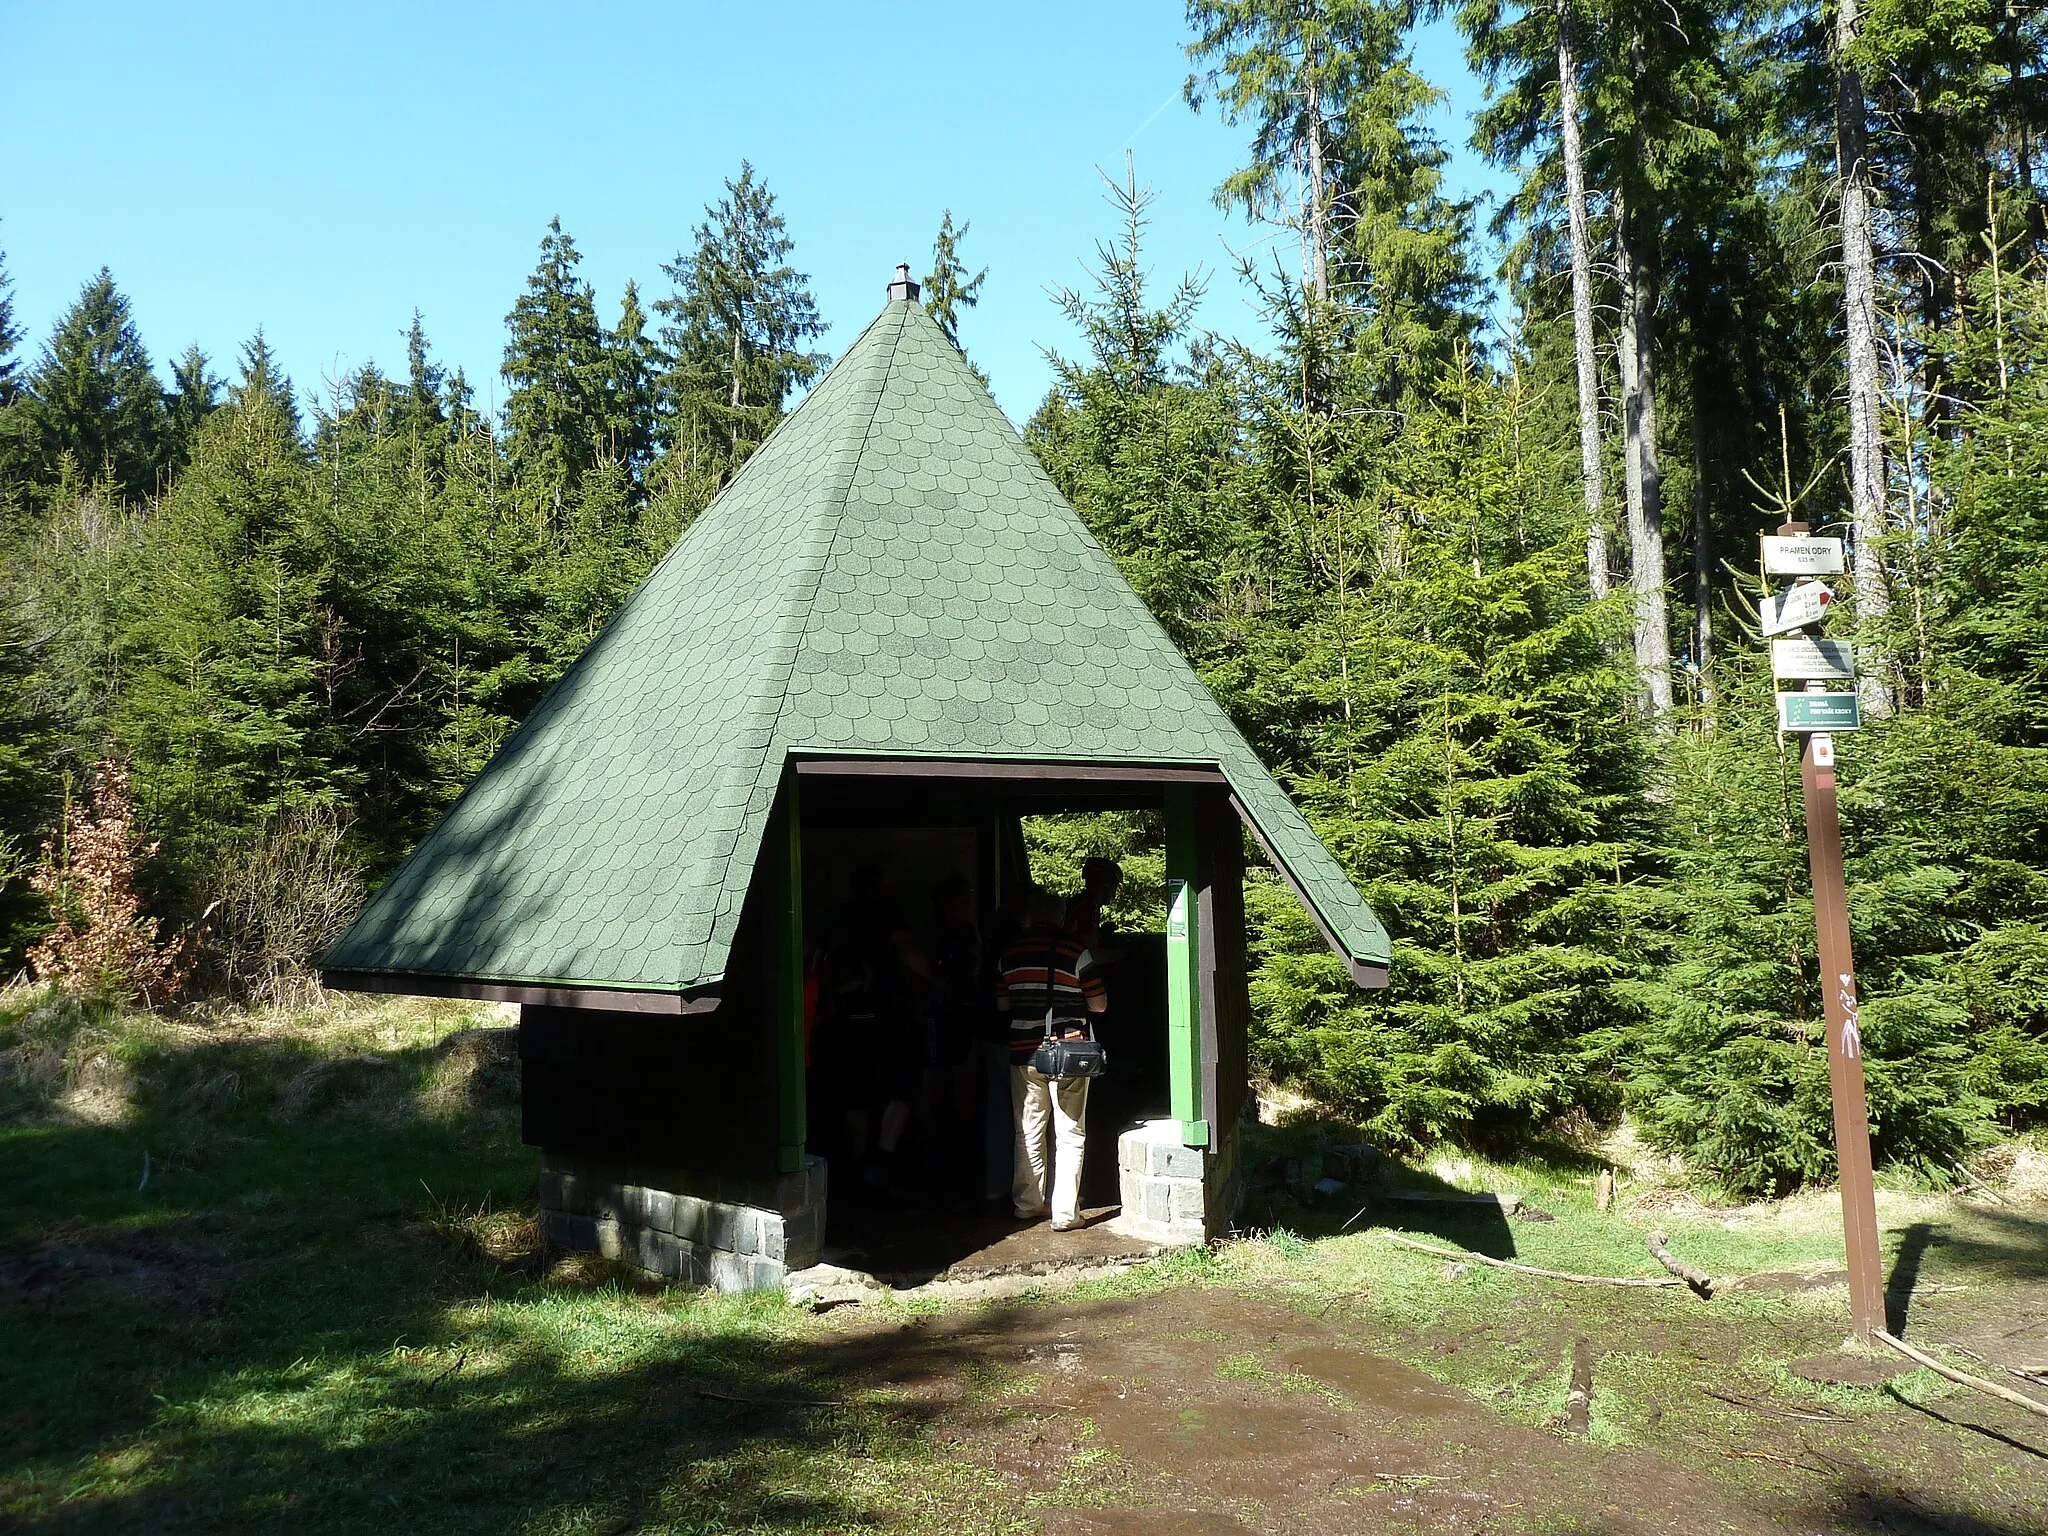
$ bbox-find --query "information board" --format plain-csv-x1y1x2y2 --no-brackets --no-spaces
1777,691,1862,732
1771,637,1856,681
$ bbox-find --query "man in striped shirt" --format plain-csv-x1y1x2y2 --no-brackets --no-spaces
996,889,1108,1229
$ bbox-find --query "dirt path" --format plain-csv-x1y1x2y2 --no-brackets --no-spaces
829,1287,1853,1534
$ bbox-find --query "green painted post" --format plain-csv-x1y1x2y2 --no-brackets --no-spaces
771,776,806,1173
1164,785,1208,1147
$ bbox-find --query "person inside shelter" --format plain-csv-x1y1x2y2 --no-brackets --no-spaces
997,889,1108,1230
1064,857,1124,960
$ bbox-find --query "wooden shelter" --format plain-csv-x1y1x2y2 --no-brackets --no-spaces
322,267,1388,1290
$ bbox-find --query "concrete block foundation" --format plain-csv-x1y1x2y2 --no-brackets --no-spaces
1110,1120,1239,1245
539,1153,826,1292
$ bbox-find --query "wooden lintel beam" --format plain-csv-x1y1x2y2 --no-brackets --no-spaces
791,756,1227,785
320,969,720,1015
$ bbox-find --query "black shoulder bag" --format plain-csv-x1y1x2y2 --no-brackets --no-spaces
1029,936,1107,1080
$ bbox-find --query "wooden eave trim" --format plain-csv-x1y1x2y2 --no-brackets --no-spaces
320,970,722,1015
792,755,1228,785
1227,794,1391,992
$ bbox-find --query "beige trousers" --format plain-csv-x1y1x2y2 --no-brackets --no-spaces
1011,1065,1089,1223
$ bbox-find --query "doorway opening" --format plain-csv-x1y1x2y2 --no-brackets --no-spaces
796,781,1183,1282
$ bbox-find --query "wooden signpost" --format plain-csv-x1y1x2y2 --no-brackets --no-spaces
1767,522,1884,1342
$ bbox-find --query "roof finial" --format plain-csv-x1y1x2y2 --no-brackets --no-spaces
887,262,920,302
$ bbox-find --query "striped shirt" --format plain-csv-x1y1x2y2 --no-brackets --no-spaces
996,925,1105,1063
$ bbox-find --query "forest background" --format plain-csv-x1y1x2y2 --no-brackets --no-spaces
2,0,2044,1197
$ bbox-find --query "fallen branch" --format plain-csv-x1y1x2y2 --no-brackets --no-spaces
1380,1233,1684,1289
425,1350,467,1392
1949,1161,2008,1205
1701,1387,1848,1423
1377,1190,1521,1212
1873,1330,2048,1421
1647,1230,1715,1295
1721,1447,1823,1473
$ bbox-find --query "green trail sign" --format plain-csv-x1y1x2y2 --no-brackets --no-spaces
1777,691,1862,732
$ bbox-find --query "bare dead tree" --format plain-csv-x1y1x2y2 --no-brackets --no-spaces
1834,0,1893,716
1558,0,1609,600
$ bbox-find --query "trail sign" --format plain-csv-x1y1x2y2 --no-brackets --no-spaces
1778,690,1861,733
1771,637,1856,682
1761,578,1833,636
1767,521,1882,1344
1762,534,1846,575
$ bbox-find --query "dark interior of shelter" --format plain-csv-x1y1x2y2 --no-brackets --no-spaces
521,772,1233,1282
799,783,1172,1276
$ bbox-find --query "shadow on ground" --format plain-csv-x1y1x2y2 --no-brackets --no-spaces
1232,1128,1521,1256
7,1019,2048,1534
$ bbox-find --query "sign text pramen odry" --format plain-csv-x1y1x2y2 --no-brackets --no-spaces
1762,534,1847,576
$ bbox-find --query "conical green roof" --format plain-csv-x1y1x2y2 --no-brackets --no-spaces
323,296,1389,994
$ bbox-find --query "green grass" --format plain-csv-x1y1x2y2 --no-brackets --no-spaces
5,987,2044,1534
1216,1120,2048,1517
0,987,1038,1534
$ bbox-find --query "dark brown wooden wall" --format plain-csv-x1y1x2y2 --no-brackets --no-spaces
519,885,779,1176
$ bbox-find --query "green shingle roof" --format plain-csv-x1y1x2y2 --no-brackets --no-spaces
322,296,1390,993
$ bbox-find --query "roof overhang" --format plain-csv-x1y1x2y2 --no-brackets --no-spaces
1229,794,1390,990
321,755,1387,1004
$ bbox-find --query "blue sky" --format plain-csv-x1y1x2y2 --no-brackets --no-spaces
1,1,1510,425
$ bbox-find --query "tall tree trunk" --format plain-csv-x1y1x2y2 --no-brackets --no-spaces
1835,0,1892,715
1690,405,1716,721
1305,90,1331,305
1617,188,1673,720
1558,0,1608,599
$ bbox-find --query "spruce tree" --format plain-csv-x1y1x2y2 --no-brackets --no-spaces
605,280,656,478
402,311,447,436
1029,165,1235,665
233,328,299,432
1187,0,1476,403
653,163,827,473
0,241,21,404
16,269,168,497
164,344,221,474
501,217,614,507
0,245,28,498
923,210,988,355
113,381,341,888
0,544,59,963
1246,361,1653,1149
1459,0,1743,720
